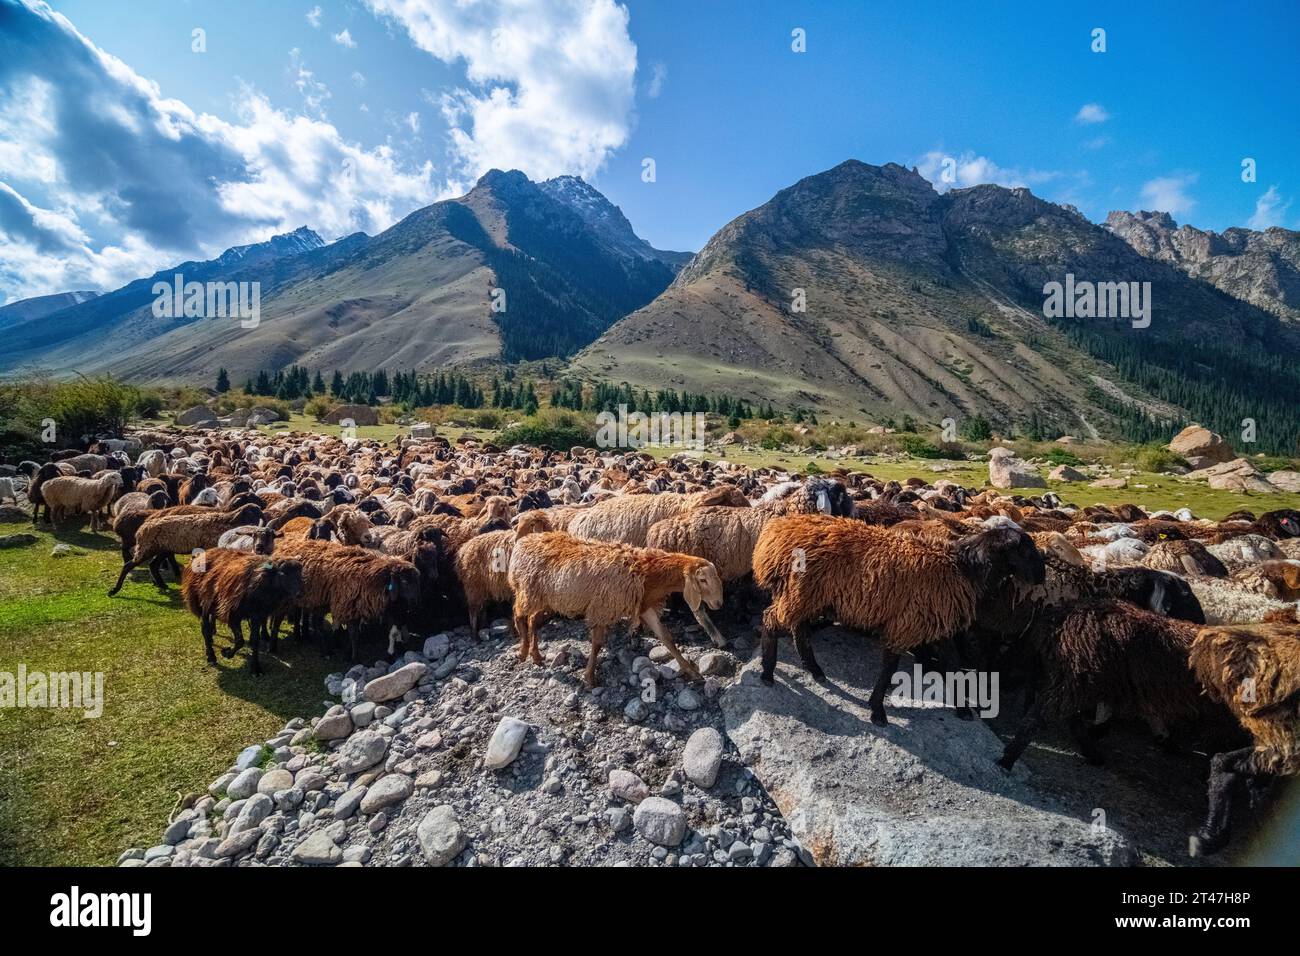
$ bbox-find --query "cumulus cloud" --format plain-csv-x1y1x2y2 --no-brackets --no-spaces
363,0,638,186
333,28,356,48
1248,185,1291,230
289,47,331,117
0,0,434,300
916,150,1061,193
306,5,322,28
1074,103,1110,124
646,61,666,98
1140,173,1198,218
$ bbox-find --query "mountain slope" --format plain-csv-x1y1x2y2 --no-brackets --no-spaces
0,290,98,330
1106,210,1300,322
0,173,683,381
574,160,1300,444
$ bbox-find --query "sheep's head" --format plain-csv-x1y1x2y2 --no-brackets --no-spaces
512,509,552,537
960,527,1045,586
682,560,724,612
1036,532,1084,567
1138,570,1206,624
386,565,422,606
255,558,303,602
252,527,276,555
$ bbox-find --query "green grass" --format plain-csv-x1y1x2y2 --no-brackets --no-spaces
0,524,334,866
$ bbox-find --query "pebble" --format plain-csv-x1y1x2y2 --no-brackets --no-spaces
364,662,427,703
226,768,262,800
484,716,529,770
417,806,467,866
632,797,687,847
334,731,388,774
333,786,368,821
235,745,265,771
359,774,413,814
608,769,649,803
257,768,294,796
292,830,342,866
683,727,724,789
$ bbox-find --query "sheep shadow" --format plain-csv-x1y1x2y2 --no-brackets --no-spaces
47,523,118,551
725,623,1245,866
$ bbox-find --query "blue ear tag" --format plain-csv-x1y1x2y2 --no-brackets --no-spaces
387,580,395,591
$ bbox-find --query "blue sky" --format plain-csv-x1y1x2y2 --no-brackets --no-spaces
1,0,1296,302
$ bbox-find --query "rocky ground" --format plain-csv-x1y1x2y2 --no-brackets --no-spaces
119,612,809,868
119,606,1253,868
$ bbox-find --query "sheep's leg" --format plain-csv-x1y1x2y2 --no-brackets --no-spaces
167,554,182,580
690,604,728,649
1068,712,1106,765
526,613,547,665
202,615,218,665
147,554,168,589
996,696,1047,771
641,609,703,682
1189,746,1254,857
514,613,530,662
348,623,360,662
793,624,826,683
468,605,481,639
759,625,780,686
929,639,974,720
107,558,141,596
222,619,246,659
584,623,609,688
868,649,902,726
249,619,263,676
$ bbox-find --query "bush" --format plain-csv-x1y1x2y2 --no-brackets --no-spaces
1044,447,1084,467
472,409,503,430
0,375,146,458
1135,445,1189,473
304,397,332,421
897,434,944,459
497,411,595,449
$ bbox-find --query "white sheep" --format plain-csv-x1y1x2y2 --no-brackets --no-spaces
38,472,123,531
0,476,19,505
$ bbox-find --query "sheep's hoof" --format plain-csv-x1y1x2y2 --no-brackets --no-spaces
994,757,1015,773
870,708,889,727
220,647,239,659
1188,829,1226,858
808,667,828,684
759,672,775,686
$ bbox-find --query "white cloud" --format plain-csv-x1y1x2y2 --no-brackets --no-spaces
646,61,666,99
1074,103,1110,124
405,111,420,134
1247,185,1291,230
289,47,331,117
1140,173,1198,218
916,150,1061,193
351,71,367,87
1083,136,1111,150
333,28,356,49
0,2,435,300
363,0,638,186
306,5,322,28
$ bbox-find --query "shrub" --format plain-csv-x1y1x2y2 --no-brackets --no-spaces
498,411,595,449
472,409,503,430
897,434,943,459
1135,445,1189,473
1044,447,1084,467
304,397,332,421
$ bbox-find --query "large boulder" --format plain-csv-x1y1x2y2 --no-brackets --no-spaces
987,447,1045,489
324,404,379,427
1266,470,1300,493
1189,458,1277,493
721,628,1138,866
1168,425,1233,464
175,405,217,426
1048,464,1086,482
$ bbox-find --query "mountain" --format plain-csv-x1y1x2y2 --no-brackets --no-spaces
1105,210,1300,322
538,175,693,270
0,172,684,381
573,160,1300,447
0,290,98,330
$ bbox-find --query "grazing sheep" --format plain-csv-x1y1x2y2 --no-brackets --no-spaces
755,477,853,517
995,600,1205,770
1187,620,1300,856
0,476,18,505
181,550,303,674
507,532,724,687
1229,560,1300,600
38,472,123,531
107,503,264,595
454,509,553,636
753,517,1045,725
567,486,748,547
1188,576,1296,625
1208,534,1283,571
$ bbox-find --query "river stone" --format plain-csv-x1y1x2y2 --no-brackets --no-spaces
293,830,342,866
334,731,387,774
632,797,687,847
314,706,353,740
257,768,294,796
417,805,467,866
226,768,262,800
484,717,529,770
608,769,649,803
360,774,413,814
363,662,428,703
683,727,724,789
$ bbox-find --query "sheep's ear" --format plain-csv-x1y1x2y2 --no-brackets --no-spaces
682,567,702,610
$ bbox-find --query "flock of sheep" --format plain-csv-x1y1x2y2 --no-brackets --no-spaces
12,427,1300,861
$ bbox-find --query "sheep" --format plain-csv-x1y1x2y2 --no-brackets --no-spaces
1186,620,1300,856
1188,576,1296,625
136,449,168,478
1208,534,1283,571
752,516,1046,725
567,486,748,547
107,503,264,595
272,538,422,661
507,531,724,687
0,476,18,505
216,525,277,555
111,499,207,566
1140,538,1228,578
38,472,123,531
453,509,552,637
181,550,304,674
755,477,853,516
407,495,513,557
1229,560,1300,600
994,599,1205,770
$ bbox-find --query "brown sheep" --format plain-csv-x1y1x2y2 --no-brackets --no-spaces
1187,620,1300,856
107,503,264,595
1141,538,1228,578
753,516,1045,725
181,549,303,674
995,599,1206,771
454,509,552,636
566,486,748,547
507,531,724,687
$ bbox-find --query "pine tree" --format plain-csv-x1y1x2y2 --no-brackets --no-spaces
215,368,230,393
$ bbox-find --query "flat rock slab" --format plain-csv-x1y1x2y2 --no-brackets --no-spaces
720,627,1137,867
